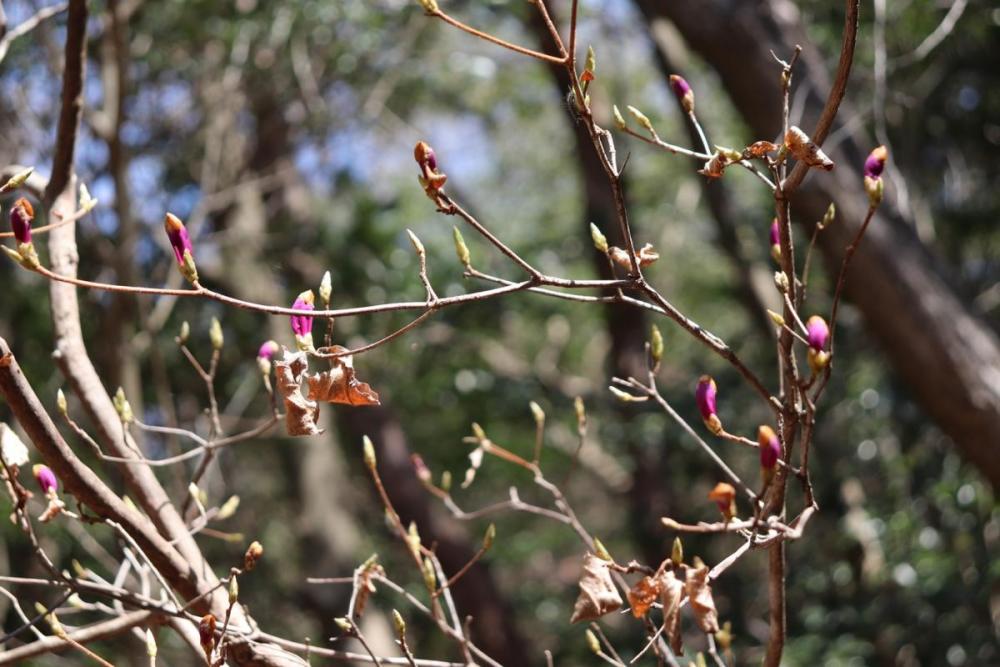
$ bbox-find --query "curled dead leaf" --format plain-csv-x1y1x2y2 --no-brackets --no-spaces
352,559,385,619
698,151,730,179
627,575,663,619
661,570,685,655
744,140,777,158
307,346,380,406
275,351,323,436
609,243,659,270
570,552,623,623
685,560,720,633
785,126,834,171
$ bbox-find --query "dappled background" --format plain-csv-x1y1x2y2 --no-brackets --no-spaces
0,0,998,665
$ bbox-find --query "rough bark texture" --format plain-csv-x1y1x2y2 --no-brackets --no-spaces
636,0,1000,488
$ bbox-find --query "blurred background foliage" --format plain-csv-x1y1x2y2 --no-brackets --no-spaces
0,0,997,665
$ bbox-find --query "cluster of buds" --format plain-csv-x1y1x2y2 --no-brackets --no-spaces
769,218,782,263
5,197,40,269
290,290,315,350
414,141,447,202
669,74,695,114
806,315,831,374
863,145,888,206
33,464,65,522
695,376,723,435
164,213,199,283
757,425,781,483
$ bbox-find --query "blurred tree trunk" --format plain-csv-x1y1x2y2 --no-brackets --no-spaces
635,0,1000,488
525,10,672,566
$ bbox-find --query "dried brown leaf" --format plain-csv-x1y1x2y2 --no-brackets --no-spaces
275,351,323,436
570,552,622,623
785,126,834,171
698,152,729,179
685,561,720,633
609,243,659,271
744,140,777,158
307,346,381,407
352,561,385,619
661,570,685,655
627,575,663,618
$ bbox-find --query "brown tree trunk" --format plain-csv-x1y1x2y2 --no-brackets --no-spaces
635,0,1000,488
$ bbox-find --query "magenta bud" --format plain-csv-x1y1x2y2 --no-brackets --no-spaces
757,426,780,470
769,219,782,262
32,464,58,495
10,197,34,244
863,145,888,180
696,376,723,434
669,74,695,114
164,213,193,267
290,290,315,337
414,141,437,171
695,376,717,419
806,315,830,351
258,340,279,360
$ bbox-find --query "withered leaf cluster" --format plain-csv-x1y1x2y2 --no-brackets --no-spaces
570,553,623,623
620,561,720,655
308,346,381,407
276,348,381,436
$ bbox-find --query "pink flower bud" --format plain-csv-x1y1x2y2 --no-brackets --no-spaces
163,213,193,267
769,218,782,263
757,425,780,470
290,290,315,337
257,340,279,375
411,454,432,483
696,376,723,434
669,74,695,114
805,315,829,351
10,197,33,244
414,141,437,171
32,464,58,495
863,145,887,180
257,340,279,360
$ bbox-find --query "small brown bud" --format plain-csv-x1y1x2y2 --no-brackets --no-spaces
198,614,217,660
244,541,264,571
